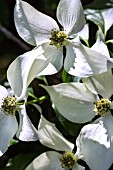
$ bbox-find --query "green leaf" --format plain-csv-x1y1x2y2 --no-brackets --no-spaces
109,50,113,58
62,69,73,83
85,0,109,9
56,112,84,138
106,39,113,44
4,143,49,170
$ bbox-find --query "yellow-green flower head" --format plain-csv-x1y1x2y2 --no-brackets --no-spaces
50,29,68,49
60,151,78,169
1,96,17,116
93,98,111,116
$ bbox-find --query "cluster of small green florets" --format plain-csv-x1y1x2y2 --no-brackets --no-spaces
50,29,68,49
1,96,17,115
93,98,111,116
59,151,78,170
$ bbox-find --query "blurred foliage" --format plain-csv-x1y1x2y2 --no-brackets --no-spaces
3,142,49,170
0,1,9,42
85,0,113,9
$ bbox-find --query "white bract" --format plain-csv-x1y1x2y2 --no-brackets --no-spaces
68,31,113,77
7,46,58,100
76,114,113,170
26,151,85,170
42,70,113,123
25,115,85,170
0,85,18,155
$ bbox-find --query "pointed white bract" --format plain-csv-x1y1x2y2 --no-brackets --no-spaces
16,105,40,141
7,46,58,100
0,110,18,156
42,83,97,123
0,85,18,155
37,115,74,151
56,0,85,35
91,28,109,57
68,38,113,77
83,70,113,98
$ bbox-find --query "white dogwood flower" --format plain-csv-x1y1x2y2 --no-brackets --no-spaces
13,1,113,78
15,0,86,46
14,0,87,74
42,70,113,123
25,115,85,170
14,0,86,46
0,85,41,155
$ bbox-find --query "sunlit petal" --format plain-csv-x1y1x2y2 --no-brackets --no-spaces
38,115,74,151
57,0,85,35
69,41,113,77
26,151,63,170
83,70,113,98
15,0,59,46
76,114,113,170
42,83,97,123
16,105,39,141
0,111,18,155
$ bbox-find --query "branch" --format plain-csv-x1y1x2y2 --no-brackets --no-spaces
0,23,31,51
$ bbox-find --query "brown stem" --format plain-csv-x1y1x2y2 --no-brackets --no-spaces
0,23,31,51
